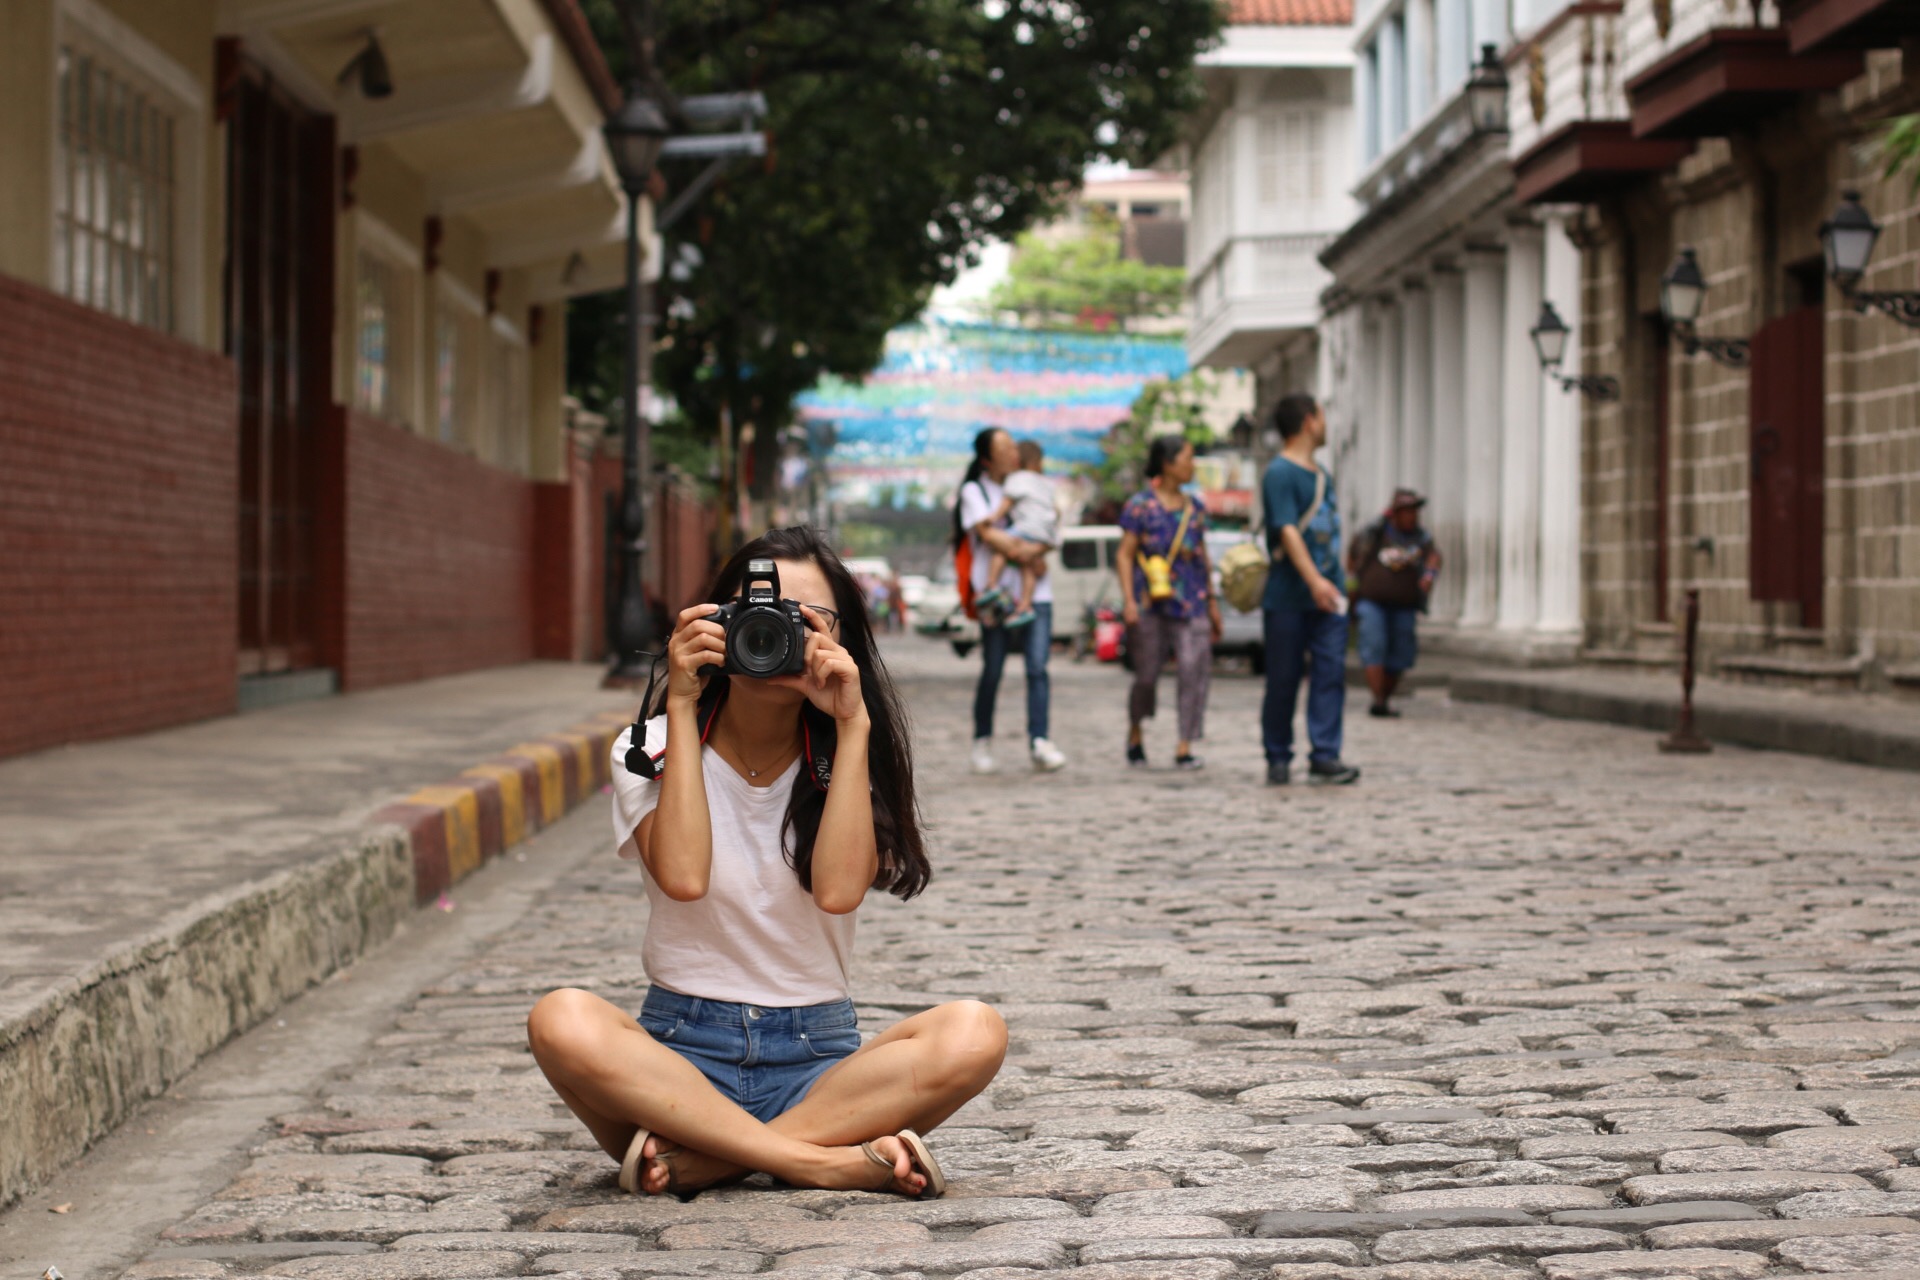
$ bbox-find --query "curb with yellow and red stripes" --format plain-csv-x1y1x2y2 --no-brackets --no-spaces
369,709,632,904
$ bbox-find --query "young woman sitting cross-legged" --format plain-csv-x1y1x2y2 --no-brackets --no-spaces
527,526,1006,1198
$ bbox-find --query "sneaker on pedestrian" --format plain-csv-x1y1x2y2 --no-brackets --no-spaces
1307,759,1361,785
1174,753,1204,771
1368,703,1399,718
1030,737,1067,772
970,739,996,774
1266,762,1290,786
1126,742,1148,769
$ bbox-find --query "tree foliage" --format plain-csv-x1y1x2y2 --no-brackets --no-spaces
1088,369,1217,518
1885,115,1920,194
571,0,1221,505
989,210,1187,331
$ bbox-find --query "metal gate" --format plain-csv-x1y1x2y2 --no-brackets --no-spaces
1746,304,1825,627
227,61,333,675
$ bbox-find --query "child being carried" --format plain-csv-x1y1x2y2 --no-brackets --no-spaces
976,440,1058,628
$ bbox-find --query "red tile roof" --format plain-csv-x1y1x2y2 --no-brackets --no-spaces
1229,0,1353,25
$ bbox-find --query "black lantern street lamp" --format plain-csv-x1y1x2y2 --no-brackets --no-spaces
1466,44,1509,134
1821,190,1920,327
1530,301,1620,401
604,84,672,684
1659,247,1750,368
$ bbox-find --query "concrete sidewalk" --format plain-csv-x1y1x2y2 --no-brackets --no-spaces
0,663,638,1208
1452,664,1920,772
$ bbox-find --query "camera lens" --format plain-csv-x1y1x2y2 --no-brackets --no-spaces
732,608,792,676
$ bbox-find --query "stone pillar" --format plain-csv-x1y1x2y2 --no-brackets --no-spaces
1427,263,1467,623
1458,246,1505,629
1538,215,1584,642
1436,0,1468,90
1373,295,1403,518
1497,223,1544,634
1398,279,1432,504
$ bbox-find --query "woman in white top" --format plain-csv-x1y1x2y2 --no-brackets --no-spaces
528,527,1005,1199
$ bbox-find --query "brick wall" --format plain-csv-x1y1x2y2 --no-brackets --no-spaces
532,434,597,662
1579,52,1920,673
1581,227,1660,649
0,274,238,759
1824,162,1920,666
342,409,537,689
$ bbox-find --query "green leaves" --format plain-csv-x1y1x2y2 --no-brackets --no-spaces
1884,114,1920,195
990,210,1187,331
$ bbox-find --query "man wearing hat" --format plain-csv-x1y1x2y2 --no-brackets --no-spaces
1348,488,1442,718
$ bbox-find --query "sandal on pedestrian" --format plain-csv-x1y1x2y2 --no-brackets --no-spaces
860,1128,947,1198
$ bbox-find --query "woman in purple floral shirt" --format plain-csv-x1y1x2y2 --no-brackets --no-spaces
1115,436,1222,770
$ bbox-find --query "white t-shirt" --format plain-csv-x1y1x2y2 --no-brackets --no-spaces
959,476,1055,604
610,717,856,1007
1001,470,1060,547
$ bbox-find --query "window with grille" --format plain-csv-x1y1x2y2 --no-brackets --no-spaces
355,245,415,424
435,314,461,444
1257,110,1327,223
487,327,530,472
53,44,177,333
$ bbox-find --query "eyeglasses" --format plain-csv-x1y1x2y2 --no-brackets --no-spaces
801,604,841,633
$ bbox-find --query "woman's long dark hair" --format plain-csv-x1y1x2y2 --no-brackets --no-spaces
645,526,930,900
950,427,1005,548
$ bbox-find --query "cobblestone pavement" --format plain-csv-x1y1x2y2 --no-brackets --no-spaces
127,642,1920,1280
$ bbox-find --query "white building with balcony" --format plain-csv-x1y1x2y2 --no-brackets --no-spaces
1321,0,1593,661
1185,0,1357,413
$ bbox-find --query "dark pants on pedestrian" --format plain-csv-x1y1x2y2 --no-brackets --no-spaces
1262,606,1347,766
974,603,1051,743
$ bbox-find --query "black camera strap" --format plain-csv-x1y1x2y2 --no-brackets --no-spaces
623,680,832,794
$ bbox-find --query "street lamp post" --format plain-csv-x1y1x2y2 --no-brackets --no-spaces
1659,247,1750,368
1820,190,1920,328
1529,300,1621,401
604,87,670,686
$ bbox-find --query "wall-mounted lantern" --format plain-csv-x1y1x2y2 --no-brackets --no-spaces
1467,44,1509,134
1821,191,1920,328
1530,301,1621,400
1659,247,1750,368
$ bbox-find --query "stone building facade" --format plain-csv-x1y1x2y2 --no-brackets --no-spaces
1510,0,1918,685
1185,0,1357,418
1320,0,1587,662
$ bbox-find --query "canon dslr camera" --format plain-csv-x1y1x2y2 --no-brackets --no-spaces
713,559,810,678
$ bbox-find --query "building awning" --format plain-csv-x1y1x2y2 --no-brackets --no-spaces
218,0,631,300
1511,122,1693,204
1779,0,1920,53
1625,27,1863,140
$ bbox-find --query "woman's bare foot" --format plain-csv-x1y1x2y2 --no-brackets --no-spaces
634,1134,745,1197
851,1134,926,1195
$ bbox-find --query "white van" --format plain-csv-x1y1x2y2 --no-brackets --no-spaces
1047,525,1124,635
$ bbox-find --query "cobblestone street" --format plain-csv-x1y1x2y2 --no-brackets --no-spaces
121,642,1920,1280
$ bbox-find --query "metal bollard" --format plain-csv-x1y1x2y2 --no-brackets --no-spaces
1659,588,1712,754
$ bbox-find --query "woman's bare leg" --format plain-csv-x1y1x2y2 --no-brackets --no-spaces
526,988,946,1194
625,999,1008,1192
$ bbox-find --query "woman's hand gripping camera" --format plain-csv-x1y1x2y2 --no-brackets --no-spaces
666,602,867,727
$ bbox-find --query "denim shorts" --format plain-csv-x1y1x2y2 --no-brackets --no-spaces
1355,599,1419,673
638,987,862,1123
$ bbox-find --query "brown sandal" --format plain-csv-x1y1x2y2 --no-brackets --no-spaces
859,1128,947,1198
618,1128,665,1194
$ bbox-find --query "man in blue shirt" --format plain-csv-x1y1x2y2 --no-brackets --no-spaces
1260,394,1360,786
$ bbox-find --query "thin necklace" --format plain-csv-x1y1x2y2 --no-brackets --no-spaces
723,731,800,779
